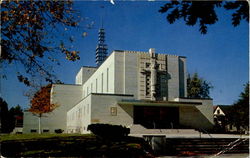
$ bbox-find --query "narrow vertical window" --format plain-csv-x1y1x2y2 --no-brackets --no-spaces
87,87,89,95
146,74,150,96
91,83,93,93
107,68,109,92
96,78,98,92
101,73,104,93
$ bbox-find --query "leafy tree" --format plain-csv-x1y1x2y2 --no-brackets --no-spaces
9,105,23,131
229,83,249,132
9,105,23,117
0,97,9,133
1,0,82,86
29,84,58,134
159,1,249,34
187,73,213,99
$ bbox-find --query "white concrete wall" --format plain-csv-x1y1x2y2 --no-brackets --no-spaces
167,55,180,101
114,51,124,94
79,51,186,101
23,84,82,133
67,95,92,134
67,93,134,134
114,51,138,97
81,51,139,98
178,57,187,98
177,98,214,130
75,67,97,85
82,52,115,97
91,94,134,127
23,111,38,133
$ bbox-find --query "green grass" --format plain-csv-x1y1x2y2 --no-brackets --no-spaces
0,134,154,157
0,133,93,142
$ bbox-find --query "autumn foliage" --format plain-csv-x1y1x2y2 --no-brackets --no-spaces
1,0,80,86
29,84,58,115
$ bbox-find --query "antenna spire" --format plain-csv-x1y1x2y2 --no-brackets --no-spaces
95,6,108,66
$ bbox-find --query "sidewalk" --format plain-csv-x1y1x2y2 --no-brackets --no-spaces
130,133,249,138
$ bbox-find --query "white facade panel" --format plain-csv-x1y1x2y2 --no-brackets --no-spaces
23,84,82,133
67,95,92,134
167,55,180,101
75,67,97,85
124,52,139,98
91,94,134,127
82,53,116,97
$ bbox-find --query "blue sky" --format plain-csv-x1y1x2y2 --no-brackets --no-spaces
2,1,249,109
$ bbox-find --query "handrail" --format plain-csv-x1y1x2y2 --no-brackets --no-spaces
210,138,248,157
199,128,213,138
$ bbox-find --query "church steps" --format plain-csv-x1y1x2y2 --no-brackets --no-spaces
167,138,249,155
129,124,199,135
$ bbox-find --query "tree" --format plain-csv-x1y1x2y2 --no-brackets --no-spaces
187,73,213,99
8,105,23,131
0,97,9,133
29,84,58,134
1,0,83,86
0,98,24,133
229,83,249,132
159,1,249,34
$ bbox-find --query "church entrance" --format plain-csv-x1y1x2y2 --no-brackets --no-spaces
134,106,179,129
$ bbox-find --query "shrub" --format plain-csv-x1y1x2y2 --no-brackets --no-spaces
87,124,130,139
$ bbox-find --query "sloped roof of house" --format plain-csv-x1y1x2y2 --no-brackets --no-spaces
214,105,233,115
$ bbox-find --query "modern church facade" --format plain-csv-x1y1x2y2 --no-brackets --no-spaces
23,29,214,134
65,48,214,133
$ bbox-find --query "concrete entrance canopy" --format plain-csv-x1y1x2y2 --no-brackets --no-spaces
118,99,213,130
117,99,202,107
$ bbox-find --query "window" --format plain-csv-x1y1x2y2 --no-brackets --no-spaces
79,108,82,118
156,64,160,69
101,73,104,93
30,129,37,133
145,74,150,96
96,78,98,92
217,109,220,114
91,83,93,93
107,68,109,92
43,129,49,133
145,63,150,68
110,107,117,116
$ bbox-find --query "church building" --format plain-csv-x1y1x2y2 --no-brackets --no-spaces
23,28,214,134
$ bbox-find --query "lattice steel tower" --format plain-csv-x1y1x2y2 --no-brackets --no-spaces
95,28,108,66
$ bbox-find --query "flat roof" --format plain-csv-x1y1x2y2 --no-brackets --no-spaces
91,93,134,97
118,99,202,107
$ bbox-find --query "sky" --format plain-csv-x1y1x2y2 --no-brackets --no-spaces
1,1,249,110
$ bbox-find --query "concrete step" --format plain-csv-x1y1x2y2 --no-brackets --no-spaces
130,124,199,135
168,138,249,155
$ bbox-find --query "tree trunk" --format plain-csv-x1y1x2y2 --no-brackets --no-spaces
38,114,42,134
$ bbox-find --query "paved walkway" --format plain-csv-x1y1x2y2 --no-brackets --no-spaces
130,133,249,138
158,153,249,158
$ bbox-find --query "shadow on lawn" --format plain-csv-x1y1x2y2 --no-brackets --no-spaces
0,134,154,157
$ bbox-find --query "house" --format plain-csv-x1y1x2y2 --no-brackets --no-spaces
213,105,237,132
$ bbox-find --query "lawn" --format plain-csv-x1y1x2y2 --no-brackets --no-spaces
0,133,154,157
0,133,85,141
